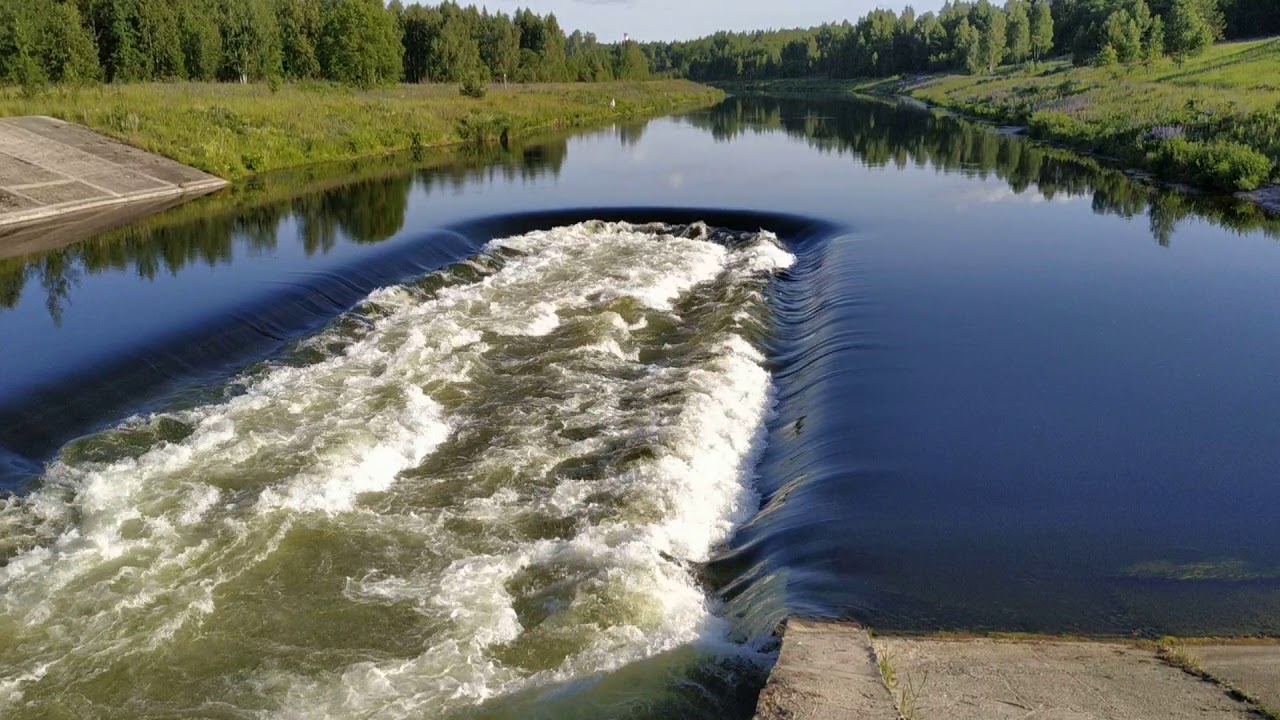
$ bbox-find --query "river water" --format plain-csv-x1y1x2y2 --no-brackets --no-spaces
1,96,1279,719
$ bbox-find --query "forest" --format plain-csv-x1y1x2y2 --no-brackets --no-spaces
0,0,651,89
643,0,1278,80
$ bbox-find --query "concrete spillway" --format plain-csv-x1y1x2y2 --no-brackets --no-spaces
754,619,1280,720
0,116,226,230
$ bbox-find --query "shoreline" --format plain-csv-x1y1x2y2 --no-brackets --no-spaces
0,81,724,183
715,38,1280,216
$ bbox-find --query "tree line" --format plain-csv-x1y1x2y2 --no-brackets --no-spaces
0,0,650,88
642,0,1277,80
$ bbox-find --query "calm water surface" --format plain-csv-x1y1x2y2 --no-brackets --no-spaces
2,97,1279,719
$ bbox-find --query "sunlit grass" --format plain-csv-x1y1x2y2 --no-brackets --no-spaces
723,38,1280,192
907,38,1280,191
0,81,723,180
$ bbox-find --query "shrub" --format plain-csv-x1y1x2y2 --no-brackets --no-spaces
460,74,488,99
1146,137,1274,191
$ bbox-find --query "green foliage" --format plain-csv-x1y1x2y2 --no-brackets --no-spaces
1166,0,1214,64
1030,0,1055,62
179,1,224,81
1146,137,1273,190
459,72,487,98
317,0,400,87
0,0,101,87
614,43,650,81
902,37,1280,194
1006,0,1033,65
218,0,282,82
0,80,722,179
275,0,322,79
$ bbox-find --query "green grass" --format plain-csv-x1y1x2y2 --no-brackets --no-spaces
725,38,1280,194
0,80,723,180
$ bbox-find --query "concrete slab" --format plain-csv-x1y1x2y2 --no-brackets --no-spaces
1182,643,1280,712
872,637,1259,720
0,116,226,229
753,619,899,720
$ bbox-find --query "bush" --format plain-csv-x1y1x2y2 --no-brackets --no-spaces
460,74,488,99
1146,137,1274,191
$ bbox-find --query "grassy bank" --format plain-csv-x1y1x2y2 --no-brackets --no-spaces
724,38,1280,195
0,80,722,180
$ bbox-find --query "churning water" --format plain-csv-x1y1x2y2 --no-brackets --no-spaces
5,96,1280,719
0,222,794,719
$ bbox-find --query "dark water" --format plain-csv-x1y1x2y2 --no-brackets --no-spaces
2,96,1279,718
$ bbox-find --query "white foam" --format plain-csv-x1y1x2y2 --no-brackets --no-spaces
0,221,794,719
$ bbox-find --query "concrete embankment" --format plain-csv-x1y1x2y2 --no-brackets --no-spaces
0,116,225,230
755,619,1280,720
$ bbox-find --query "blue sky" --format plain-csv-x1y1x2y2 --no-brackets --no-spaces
485,0,934,42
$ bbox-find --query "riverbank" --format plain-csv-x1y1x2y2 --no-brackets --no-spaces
0,81,723,181
721,38,1280,204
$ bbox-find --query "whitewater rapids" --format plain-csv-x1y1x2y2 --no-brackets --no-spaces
0,221,794,719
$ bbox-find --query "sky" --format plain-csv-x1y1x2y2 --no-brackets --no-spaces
485,0,934,43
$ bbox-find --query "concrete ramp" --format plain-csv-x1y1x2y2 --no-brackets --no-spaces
755,620,1280,720
0,116,226,228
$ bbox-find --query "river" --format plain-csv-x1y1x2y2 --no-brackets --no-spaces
1,96,1279,719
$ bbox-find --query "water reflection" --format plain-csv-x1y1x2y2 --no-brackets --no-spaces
0,134,571,324
688,95,1280,246
5,101,1278,325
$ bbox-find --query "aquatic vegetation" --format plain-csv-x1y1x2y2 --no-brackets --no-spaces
1121,559,1280,582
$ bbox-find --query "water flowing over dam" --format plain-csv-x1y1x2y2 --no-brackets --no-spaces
3,97,1280,719
0,220,801,718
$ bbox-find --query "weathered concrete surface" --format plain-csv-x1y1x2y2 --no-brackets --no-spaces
753,619,899,719
871,637,1260,720
755,624,1280,720
0,116,225,229
1182,643,1280,712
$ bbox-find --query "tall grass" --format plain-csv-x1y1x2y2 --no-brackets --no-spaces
725,39,1280,193
0,81,722,180
907,39,1280,191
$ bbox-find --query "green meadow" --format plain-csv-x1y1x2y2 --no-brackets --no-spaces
0,80,722,180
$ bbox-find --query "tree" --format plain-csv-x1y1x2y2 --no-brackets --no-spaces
956,18,983,74
317,0,401,86
479,11,520,82
0,0,46,86
1005,0,1032,64
178,0,222,81
32,0,101,83
399,3,437,83
614,42,649,80
218,0,282,83
1102,10,1143,63
974,2,1008,74
1143,15,1166,61
275,0,322,79
1165,0,1213,64
1030,0,1054,63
